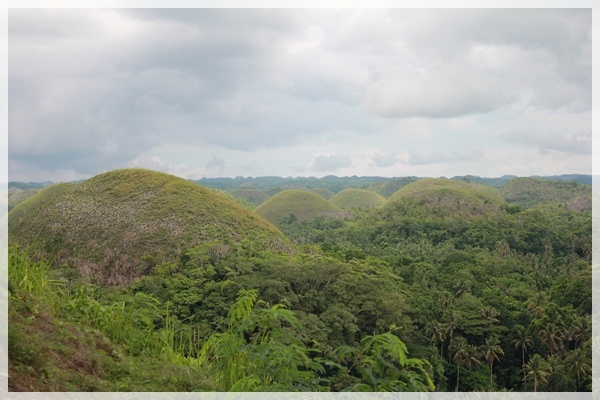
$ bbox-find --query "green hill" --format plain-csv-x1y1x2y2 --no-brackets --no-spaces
254,190,345,226
330,188,386,210
499,177,592,210
386,178,503,216
8,187,41,211
230,189,271,206
309,188,335,200
9,169,291,286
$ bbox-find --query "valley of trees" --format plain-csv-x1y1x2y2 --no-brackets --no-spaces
7,169,592,392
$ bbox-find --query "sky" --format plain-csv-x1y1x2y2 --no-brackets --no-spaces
7,7,592,182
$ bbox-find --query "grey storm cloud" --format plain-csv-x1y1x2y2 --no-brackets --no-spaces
7,8,591,181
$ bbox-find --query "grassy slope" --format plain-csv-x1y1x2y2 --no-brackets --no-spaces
386,178,504,216
9,169,291,286
8,248,209,392
255,190,345,225
230,189,271,206
330,188,386,210
499,177,592,209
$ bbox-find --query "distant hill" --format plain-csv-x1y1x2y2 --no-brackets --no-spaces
8,181,55,190
366,177,421,196
8,187,41,211
531,174,592,186
450,175,517,188
499,177,592,209
386,178,504,217
309,188,335,200
330,188,386,210
230,189,271,207
9,169,291,286
255,190,346,226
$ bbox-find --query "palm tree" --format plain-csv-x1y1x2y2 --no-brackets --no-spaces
523,354,550,392
444,311,461,362
426,321,447,359
450,336,468,391
539,322,563,355
570,315,591,347
564,348,591,391
481,336,504,390
480,306,500,325
512,325,533,383
464,344,481,370
526,293,546,319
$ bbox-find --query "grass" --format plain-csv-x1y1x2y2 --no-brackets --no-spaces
330,189,386,210
230,189,271,206
9,168,292,287
255,190,346,226
385,178,504,217
8,245,211,391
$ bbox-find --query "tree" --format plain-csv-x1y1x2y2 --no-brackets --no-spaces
448,336,469,392
512,325,533,384
481,336,504,390
564,348,591,391
522,354,550,392
539,322,563,355
333,332,434,392
199,289,322,391
480,306,500,325
444,311,461,363
426,321,447,359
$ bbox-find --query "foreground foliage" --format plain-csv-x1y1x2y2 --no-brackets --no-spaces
8,171,592,392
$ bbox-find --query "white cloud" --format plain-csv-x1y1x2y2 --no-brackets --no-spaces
8,8,591,182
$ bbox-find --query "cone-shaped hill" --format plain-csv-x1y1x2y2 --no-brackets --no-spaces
254,190,346,226
499,177,592,210
385,178,504,217
330,188,386,210
9,169,292,286
230,189,270,207
309,188,335,200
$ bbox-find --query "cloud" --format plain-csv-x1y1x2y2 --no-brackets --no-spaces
407,149,485,166
7,9,591,182
370,152,398,167
206,154,226,170
309,154,353,173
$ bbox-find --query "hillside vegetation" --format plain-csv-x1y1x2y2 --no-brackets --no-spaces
230,189,270,207
386,178,503,217
8,170,591,393
330,188,386,210
255,190,346,226
9,169,291,286
499,177,592,209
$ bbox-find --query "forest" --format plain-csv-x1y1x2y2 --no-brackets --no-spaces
6,169,592,392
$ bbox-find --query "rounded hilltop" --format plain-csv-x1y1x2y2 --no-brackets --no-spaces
254,189,346,226
9,168,292,286
385,178,504,216
330,188,386,210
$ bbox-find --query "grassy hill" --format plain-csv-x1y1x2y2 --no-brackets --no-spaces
8,169,291,286
8,187,41,211
499,177,592,210
230,189,270,207
330,188,386,210
386,178,504,217
309,188,335,200
254,190,346,226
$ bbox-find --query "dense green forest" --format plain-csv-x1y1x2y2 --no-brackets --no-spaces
7,169,592,392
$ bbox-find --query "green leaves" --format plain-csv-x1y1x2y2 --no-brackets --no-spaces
333,332,434,392
200,288,322,391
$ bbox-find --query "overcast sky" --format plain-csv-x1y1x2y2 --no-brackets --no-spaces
8,8,592,182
